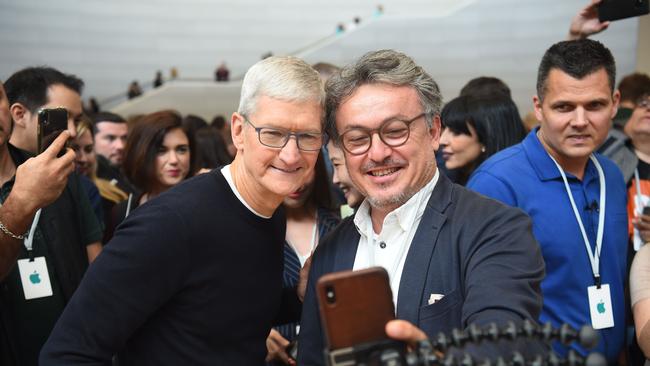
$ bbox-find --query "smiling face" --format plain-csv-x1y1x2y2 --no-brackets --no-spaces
232,95,323,204
335,83,440,214
439,125,482,171
534,68,619,176
327,140,364,208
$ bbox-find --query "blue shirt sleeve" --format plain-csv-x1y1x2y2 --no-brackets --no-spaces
467,170,517,207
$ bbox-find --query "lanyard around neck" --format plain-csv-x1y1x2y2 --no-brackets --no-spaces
548,154,606,286
635,168,644,216
24,208,42,253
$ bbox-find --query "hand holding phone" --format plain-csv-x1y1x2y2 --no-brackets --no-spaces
569,0,611,40
10,132,75,213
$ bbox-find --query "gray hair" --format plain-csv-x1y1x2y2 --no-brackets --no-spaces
325,49,442,140
238,56,325,121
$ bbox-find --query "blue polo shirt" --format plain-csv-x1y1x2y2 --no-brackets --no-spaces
467,128,628,362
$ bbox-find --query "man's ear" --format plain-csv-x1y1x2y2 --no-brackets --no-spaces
9,103,29,129
533,95,544,124
429,115,442,151
231,112,246,151
610,89,621,120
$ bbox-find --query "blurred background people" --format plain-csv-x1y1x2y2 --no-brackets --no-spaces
459,76,512,99
70,116,104,228
215,62,230,82
195,127,233,169
127,81,142,99
439,95,527,185
85,97,100,115
72,117,129,242
92,112,134,196
154,70,164,88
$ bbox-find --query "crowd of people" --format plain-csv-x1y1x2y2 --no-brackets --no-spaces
0,1,648,365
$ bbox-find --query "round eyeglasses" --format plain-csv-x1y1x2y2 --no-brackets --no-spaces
338,113,427,155
244,116,323,151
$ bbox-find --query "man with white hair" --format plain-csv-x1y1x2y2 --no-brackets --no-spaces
40,56,326,365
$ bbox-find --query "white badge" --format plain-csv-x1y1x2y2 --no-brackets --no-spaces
17,257,53,300
587,284,614,329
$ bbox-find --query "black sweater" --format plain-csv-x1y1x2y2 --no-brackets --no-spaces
41,170,286,365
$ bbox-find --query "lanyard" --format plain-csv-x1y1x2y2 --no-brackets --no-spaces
634,168,644,216
548,154,606,287
24,209,42,257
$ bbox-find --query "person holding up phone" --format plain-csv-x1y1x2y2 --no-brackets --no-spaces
0,68,103,366
298,50,545,365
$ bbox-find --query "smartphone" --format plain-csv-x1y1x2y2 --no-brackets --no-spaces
37,107,68,156
598,0,649,22
643,206,650,216
316,267,395,351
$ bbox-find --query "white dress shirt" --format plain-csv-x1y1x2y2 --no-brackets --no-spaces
352,169,439,307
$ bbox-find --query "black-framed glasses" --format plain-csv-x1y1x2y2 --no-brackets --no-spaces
338,113,427,155
243,116,323,151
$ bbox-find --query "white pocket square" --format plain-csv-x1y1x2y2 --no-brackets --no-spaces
427,293,444,305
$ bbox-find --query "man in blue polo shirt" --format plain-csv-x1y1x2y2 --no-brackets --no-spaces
468,39,627,363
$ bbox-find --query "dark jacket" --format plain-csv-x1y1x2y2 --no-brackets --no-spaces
298,174,546,365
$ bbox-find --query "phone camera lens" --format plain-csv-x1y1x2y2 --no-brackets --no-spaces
325,286,336,304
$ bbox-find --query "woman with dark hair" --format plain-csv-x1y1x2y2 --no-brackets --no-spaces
439,95,527,185
107,110,198,239
265,153,340,365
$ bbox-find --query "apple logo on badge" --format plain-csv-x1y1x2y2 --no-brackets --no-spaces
597,300,606,314
29,271,41,284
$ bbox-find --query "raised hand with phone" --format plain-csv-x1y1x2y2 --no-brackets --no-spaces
0,67,103,366
0,132,76,274
568,0,649,40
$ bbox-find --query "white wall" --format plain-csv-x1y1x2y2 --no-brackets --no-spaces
301,0,639,115
0,0,640,118
0,0,423,103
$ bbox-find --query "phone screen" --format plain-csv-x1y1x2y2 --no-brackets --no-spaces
37,108,68,155
598,0,649,22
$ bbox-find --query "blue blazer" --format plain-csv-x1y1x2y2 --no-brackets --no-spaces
297,174,546,365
